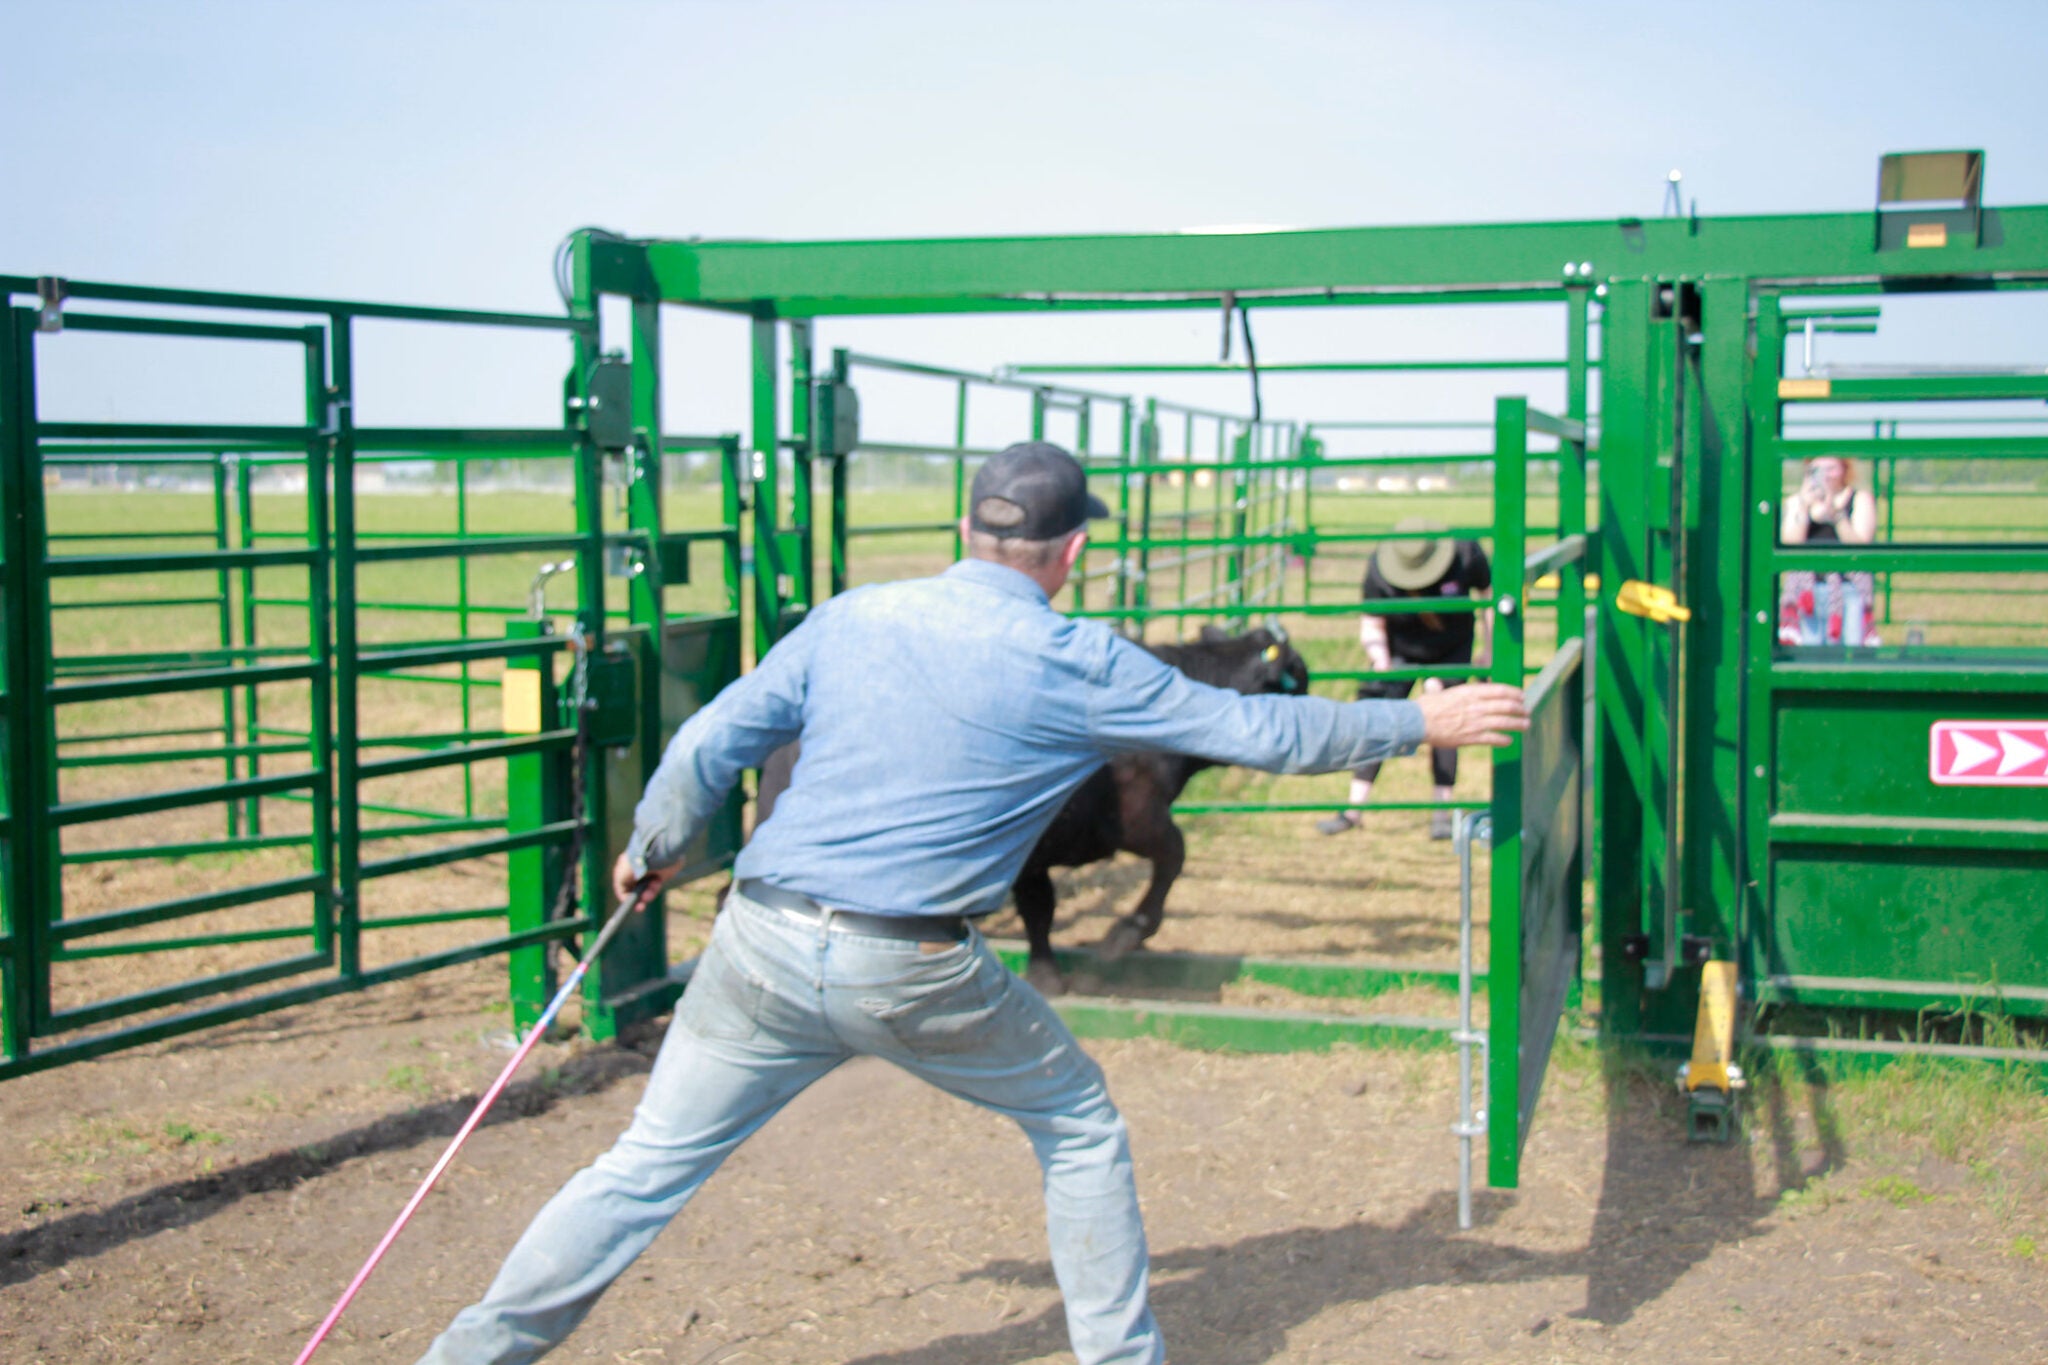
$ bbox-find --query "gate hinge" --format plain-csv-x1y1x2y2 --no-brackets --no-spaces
35,277,66,333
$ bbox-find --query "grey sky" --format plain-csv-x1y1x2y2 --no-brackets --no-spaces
5,0,2045,441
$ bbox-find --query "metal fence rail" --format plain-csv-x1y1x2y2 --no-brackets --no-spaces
0,274,748,1079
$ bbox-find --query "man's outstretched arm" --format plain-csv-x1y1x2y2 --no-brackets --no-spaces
1087,636,1526,773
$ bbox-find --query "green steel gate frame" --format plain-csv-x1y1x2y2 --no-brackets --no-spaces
1742,292,2048,1021
4,169,2044,1194
0,275,748,1079
573,188,2047,1177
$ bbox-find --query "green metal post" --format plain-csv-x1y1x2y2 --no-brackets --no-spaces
788,320,816,613
329,314,362,981
1179,414,1194,638
1486,395,1527,1189
234,453,261,836
0,309,50,1061
1113,399,1133,623
829,350,851,598
1211,420,1227,624
1594,282,1651,1037
951,378,969,565
1561,286,1591,631
456,451,474,819
1136,401,1157,632
598,292,674,1030
568,251,617,1038
1738,297,1787,1002
212,453,238,836
751,317,782,656
1081,401,1097,613
1689,279,1751,966
303,326,337,964
1881,447,1897,624
503,619,562,1035
1302,425,1317,610
721,436,745,613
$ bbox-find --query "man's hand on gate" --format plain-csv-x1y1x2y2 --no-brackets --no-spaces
613,851,682,907
1415,683,1529,749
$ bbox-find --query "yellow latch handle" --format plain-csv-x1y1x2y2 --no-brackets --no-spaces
1615,579,1692,625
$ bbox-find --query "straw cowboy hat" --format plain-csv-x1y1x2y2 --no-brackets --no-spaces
1374,518,1457,591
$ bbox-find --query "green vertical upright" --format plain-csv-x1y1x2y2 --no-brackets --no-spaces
504,618,565,1036
1486,396,1528,1189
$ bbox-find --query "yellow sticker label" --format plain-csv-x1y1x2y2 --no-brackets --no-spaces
1906,221,1949,249
501,668,544,735
1777,377,1831,400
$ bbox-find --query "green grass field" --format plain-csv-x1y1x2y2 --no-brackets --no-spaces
37,476,2043,843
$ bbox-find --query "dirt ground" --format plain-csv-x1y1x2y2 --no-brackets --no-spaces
6,950,2046,1365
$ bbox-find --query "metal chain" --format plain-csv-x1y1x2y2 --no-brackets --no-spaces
548,623,594,962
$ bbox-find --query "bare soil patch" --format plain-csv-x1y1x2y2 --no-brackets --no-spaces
5,973,2044,1364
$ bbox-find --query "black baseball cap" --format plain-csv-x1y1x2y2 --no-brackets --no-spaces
968,441,1112,540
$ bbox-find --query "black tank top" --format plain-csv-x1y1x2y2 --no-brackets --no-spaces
1804,489,1862,544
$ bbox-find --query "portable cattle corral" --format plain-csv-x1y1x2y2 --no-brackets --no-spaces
3,150,2045,1199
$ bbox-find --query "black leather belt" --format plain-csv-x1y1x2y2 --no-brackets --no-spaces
736,879,970,942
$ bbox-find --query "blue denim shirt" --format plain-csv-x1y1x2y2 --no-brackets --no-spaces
628,558,1426,917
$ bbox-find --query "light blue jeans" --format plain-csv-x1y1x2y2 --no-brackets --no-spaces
419,888,1162,1365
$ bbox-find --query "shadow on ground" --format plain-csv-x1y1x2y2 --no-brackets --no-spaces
0,1024,659,1289
842,1054,1851,1365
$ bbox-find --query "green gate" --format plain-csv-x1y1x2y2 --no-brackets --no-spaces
0,274,747,1078
9,154,2042,1213
1743,293,2048,1019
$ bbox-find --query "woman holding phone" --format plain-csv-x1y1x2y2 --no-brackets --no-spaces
1780,455,1879,646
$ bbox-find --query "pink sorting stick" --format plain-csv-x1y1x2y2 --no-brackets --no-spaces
291,877,660,1365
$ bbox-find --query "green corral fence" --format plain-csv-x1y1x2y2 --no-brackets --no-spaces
0,280,749,1079
6,151,2047,1193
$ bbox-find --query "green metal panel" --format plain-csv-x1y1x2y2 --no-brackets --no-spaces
0,276,603,1079
1485,398,1528,1189
620,207,2048,311
1766,847,2048,1015
1594,282,1654,1035
0,309,41,1067
11,183,2048,1096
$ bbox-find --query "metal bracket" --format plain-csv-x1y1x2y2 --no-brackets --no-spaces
35,277,66,334
579,353,633,452
1678,959,1745,1143
1453,810,1494,1231
527,559,574,621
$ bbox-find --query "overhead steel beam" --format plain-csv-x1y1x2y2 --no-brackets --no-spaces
616,206,2048,313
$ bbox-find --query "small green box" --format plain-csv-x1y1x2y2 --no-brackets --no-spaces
656,536,691,586
584,650,638,749
814,380,860,457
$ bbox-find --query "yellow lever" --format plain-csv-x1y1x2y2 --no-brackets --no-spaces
1615,579,1692,625
1681,960,1742,1095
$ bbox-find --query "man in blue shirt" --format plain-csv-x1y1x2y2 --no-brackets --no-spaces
421,443,1527,1365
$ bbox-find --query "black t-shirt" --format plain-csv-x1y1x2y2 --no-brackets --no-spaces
1362,540,1492,664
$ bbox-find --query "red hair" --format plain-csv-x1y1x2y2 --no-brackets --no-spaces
1805,454,1857,484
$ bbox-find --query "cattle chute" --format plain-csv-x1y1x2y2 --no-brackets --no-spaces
7,152,2048,1199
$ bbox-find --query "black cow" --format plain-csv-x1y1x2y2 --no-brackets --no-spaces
1010,626,1309,993
746,626,1310,996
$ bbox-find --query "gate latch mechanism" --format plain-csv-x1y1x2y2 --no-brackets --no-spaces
1677,959,1745,1143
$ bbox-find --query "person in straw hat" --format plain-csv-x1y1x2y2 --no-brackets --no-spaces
1317,518,1492,840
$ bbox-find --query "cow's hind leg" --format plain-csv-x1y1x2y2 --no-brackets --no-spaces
1013,865,1066,996
1097,819,1184,961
